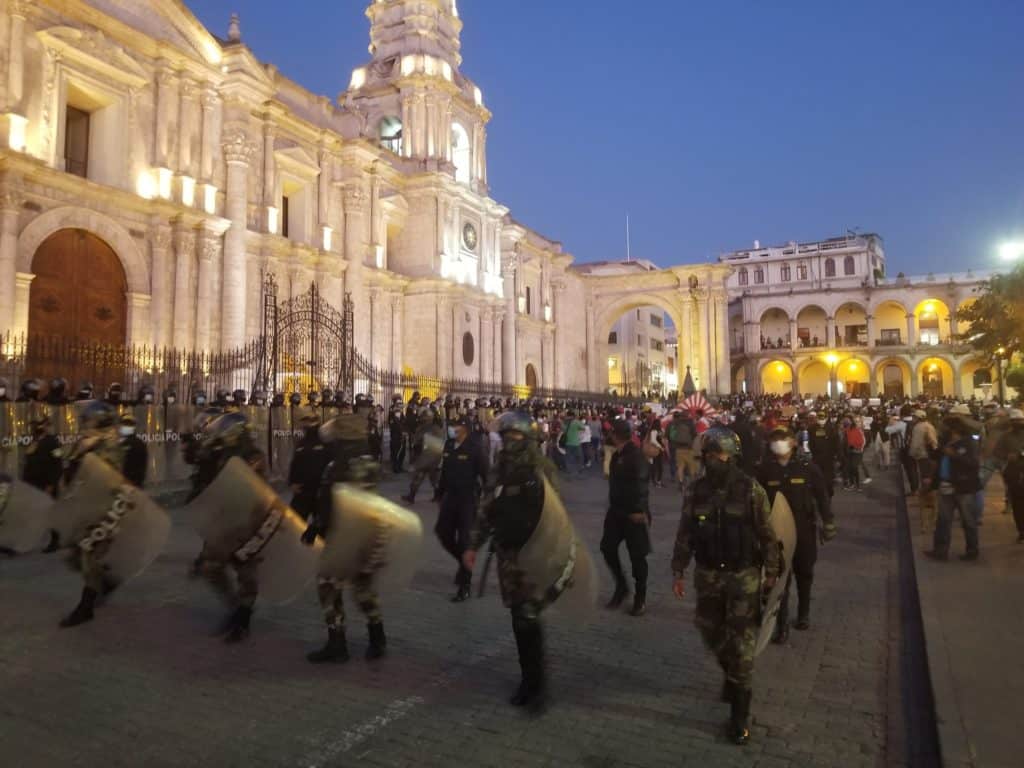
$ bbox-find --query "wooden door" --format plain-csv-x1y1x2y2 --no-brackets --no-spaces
29,229,127,344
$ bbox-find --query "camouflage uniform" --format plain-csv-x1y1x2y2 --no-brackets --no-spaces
672,462,779,738
306,409,387,662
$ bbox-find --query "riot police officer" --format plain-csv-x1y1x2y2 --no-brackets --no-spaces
17,378,41,402
22,413,62,497
401,408,443,504
807,412,838,497
463,411,554,708
757,426,836,641
671,426,780,745
62,400,124,488
106,383,124,406
388,394,406,473
45,378,69,405
437,415,489,602
118,413,148,488
288,410,332,524
303,402,386,663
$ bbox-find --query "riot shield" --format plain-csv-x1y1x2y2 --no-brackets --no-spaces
0,478,53,553
164,403,197,485
270,407,295,479
50,453,171,583
133,404,165,487
413,430,445,471
183,456,320,605
320,483,424,596
516,475,599,621
0,402,21,476
755,492,797,656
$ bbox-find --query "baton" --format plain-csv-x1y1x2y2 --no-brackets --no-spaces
477,547,495,598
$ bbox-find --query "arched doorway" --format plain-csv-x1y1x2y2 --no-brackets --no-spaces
883,364,905,398
525,363,538,390
761,360,793,395
29,229,127,344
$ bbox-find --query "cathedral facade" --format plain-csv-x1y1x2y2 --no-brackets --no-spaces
0,0,729,393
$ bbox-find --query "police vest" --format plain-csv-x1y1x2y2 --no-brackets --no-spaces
690,475,761,571
761,461,816,523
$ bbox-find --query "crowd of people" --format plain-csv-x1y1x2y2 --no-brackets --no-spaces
2,370,1023,748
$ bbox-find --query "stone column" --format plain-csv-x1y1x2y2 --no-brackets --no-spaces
502,263,516,385
262,120,275,211
155,67,177,169
195,235,219,352
714,290,731,394
906,314,917,347
149,224,172,348
948,312,958,341
6,3,27,112
479,308,492,383
866,315,876,348
492,309,503,383
953,362,963,398
342,183,368,354
368,288,379,366
390,294,402,371
584,297,595,391
400,94,412,158
318,145,331,232
789,318,798,353
0,189,23,333
551,279,566,389
679,292,693,372
436,295,451,379
199,87,218,182
178,78,198,178
221,127,256,349
126,293,152,348
826,316,836,348
542,327,555,390
171,224,196,349
696,291,711,393
13,272,32,338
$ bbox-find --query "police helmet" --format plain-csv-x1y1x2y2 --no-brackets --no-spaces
308,390,320,405
289,392,303,407
392,393,403,404
48,378,68,400
202,411,252,451
321,388,335,404
701,425,741,460
137,384,156,404
106,383,123,403
192,407,223,433
271,393,286,407
76,381,95,401
250,389,268,406
233,389,247,406
163,389,178,405
21,378,42,400
494,410,534,438
79,400,117,430
191,388,208,406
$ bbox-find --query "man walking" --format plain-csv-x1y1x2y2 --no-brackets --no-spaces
924,408,980,562
601,419,650,616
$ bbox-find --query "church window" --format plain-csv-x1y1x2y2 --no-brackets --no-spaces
452,122,471,184
380,116,403,155
281,195,290,238
825,258,836,277
64,106,90,178
780,264,791,282
526,286,532,315
844,255,856,275
738,267,748,286
462,332,475,366
797,263,808,280
608,331,618,344
754,267,765,284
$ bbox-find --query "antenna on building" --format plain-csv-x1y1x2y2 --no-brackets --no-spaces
626,215,631,262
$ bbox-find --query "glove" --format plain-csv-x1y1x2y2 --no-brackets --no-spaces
300,524,319,546
821,522,838,543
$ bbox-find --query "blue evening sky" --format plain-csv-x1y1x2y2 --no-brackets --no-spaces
187,1,1023,275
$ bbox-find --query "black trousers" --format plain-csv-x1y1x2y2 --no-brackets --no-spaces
511,610,545,694
1007,478,1024,537
600,513,650,592
901,450,919,493
389,432,405,473
814,456,835,498
435,494,476,586
778,521,818,623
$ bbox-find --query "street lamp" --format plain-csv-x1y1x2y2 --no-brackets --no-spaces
995,346,1007,404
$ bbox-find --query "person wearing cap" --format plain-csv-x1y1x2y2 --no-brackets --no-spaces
671,425,779,746
436,414,489,602
806,412,838,498
758,426,835,640
118,413,147,488
602,417,651,616
924,407,981,562
910,409,940,531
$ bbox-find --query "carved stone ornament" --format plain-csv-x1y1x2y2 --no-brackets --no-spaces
222,126,257,164
199,237,220,262
343,185,367,212
0,189,25,212
151,228,172,251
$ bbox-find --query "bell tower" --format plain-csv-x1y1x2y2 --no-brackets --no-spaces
345,0,489,190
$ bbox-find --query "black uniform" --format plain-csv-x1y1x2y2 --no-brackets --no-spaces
388,406,406,473
757,455,832,630
601,440,652,606
120,433,148,488
437,433,489,592
807,421,838,497
22,432,63,496
288,427,332,522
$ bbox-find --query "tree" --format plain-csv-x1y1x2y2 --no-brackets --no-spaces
1007,364,1024,392
957,265,1024,357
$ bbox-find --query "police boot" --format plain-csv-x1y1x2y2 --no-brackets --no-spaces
729,688,752,745
629,583,646,617
366,622,387,660
794,576,812,630
451,584,472,603
606,579,629,610
772,591,790,644
59,587,98,628
511,618,546,710
223,606,252,644
308,628,350,663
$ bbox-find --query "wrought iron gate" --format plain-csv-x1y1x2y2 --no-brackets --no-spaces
253,274,354,398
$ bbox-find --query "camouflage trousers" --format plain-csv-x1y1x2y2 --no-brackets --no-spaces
199,544,260,610
76,540,112,593
693,566,761,691
408,467,439,498
317,573,381,631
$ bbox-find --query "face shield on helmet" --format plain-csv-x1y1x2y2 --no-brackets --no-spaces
78,400,117,431
200,411,253,454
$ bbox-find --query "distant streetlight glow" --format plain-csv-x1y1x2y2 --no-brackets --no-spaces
998,242,1024,261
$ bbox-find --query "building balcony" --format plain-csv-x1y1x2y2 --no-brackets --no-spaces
733,337,970,358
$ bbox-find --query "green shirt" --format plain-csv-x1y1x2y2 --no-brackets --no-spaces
565,419,583,447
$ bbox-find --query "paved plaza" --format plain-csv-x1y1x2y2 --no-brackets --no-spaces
2,466,923,768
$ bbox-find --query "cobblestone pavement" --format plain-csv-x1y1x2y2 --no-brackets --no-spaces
0,462,911,768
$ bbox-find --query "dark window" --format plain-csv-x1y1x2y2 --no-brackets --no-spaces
825,258,836,277
754,267,765,284
526,286,532,315
880,329,902,346
650,314,662,328
650,338,663,352
637,335,643,346
607,331,618,344
738,267,748,286
780,264,791,282
462,332,474,366
844,255,856,275
64,106,90,178
281,195,290,238
797,263,808,280
973,369,992,388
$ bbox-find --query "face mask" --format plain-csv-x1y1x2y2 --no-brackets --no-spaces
196,397,206,406
705,456,731,483
167,396,176,405
0,388,5,397
143,395,153,404
119,426,135,437
447,427,456,439
770,440,791,457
